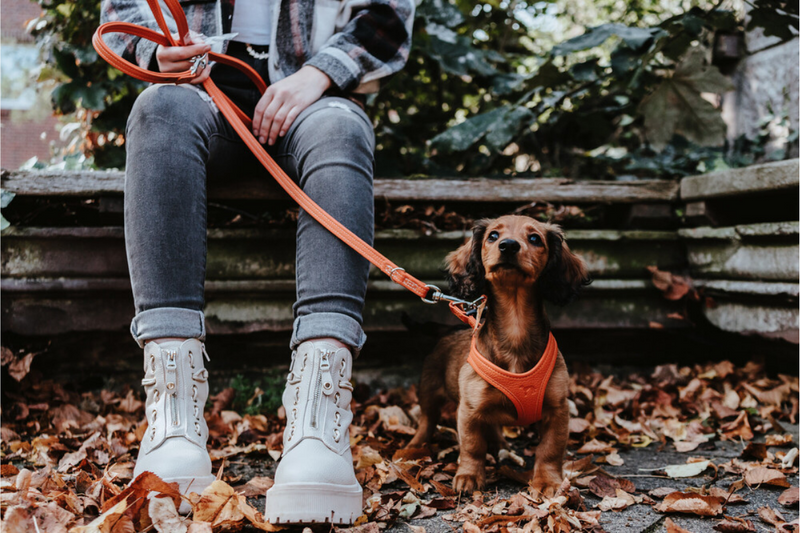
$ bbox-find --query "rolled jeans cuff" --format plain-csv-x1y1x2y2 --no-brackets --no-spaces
291,312,367,357
130,307,207,348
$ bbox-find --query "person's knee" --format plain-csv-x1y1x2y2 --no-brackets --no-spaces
128,85,205,134
299,101,375,159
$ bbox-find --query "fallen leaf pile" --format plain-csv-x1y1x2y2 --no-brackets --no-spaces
1,351,797,532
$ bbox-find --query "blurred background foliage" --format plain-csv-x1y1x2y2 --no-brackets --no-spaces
25,0,799,178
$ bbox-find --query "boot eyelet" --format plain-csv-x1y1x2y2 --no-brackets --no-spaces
192,385,197,401
153,390,160,402
334,412,340,425
334,392,340,403
195,422,201,435
339,359,346,377
333,429,340,442
323,382,332,391
167,383,175,390
301,354,307,370
294,388,300,404
149,355,156,372
194,405,199,418
188,351,194,368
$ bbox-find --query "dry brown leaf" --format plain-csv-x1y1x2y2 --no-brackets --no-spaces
650,487,680,498
596,489,637,511
665,517,693,533
149,495,188,533
744,467,790,488
655,492,725,516
102,472,181,514
568,418,591,434
71,496,132,533
575,439,615,454
647,266,692,300
463,521,481,533
193,480,244,526
391,463,425,492
765,434,793,447
239,476,274,497
741,442,767,461
757,506,786,528
778,486,799,507
713,518,755,532
720,412,754,441
588,476,635,499
7,352,37,382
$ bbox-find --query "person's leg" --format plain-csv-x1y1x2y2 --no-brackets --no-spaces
284,97,376,353
124,80,258,509
265,96,375,525
124,84,217,345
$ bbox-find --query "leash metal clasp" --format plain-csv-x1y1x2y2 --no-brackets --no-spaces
421,284,485,314
190,53,208,75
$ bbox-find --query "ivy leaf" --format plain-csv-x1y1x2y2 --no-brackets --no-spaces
491,73,527,95
76,84,106,110
639,48,734,149
747,1,799,41
430,107,506,152
416,0,464,28
425,23,500,77
485,106,534,151
431,105,534,153
552,23,664,55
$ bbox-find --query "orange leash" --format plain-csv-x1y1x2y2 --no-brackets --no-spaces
92,0,472,308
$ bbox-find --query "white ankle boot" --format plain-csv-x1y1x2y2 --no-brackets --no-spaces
134,339,215,512
265,340,362,524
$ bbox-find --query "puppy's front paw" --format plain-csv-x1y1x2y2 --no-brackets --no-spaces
530,472,562,498
453,469,485,494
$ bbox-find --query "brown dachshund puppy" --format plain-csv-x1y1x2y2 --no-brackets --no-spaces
407,215,590,495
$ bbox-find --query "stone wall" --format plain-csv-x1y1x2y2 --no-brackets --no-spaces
721,12,799,158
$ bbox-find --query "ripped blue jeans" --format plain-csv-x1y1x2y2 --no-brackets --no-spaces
123,46,375,353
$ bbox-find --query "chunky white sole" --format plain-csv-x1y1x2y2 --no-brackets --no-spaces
265,482,363,524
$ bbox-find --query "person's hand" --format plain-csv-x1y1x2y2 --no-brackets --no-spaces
155,33,212,85
253,65,332,145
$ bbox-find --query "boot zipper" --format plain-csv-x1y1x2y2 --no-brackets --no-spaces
310,350,333,429
165,350,179,427
170,393,179,426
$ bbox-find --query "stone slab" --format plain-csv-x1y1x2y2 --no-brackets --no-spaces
680,159,799,201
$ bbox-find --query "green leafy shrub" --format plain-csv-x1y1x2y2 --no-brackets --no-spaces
27,0,798,177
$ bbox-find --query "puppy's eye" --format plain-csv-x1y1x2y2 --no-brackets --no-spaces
487,231,499,243
528,234,543,246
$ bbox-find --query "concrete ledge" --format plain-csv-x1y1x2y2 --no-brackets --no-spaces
681,222,799,281
680,159,799,201
0,169,680,203
1,227,684,280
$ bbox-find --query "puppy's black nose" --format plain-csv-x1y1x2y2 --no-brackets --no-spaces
498,239,520,255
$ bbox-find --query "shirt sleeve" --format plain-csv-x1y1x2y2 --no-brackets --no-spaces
304,0,415,92
100,0,179,71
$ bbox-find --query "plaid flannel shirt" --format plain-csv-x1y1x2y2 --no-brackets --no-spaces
100,0,414,94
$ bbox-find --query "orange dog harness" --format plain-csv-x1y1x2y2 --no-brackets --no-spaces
450,300,558,426
468,332,558,426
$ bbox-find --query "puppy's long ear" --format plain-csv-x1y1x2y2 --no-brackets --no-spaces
445,219,489,300
540,225,591,305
